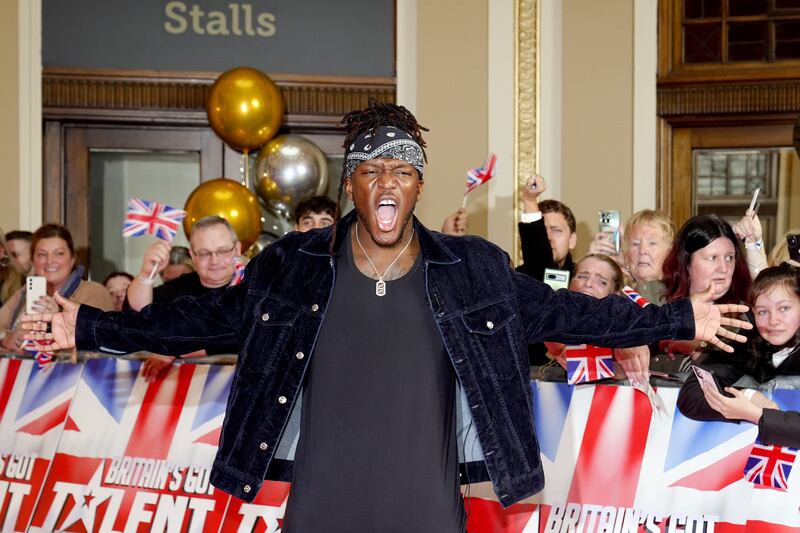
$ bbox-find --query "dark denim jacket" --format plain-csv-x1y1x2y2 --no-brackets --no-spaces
76,211,695,506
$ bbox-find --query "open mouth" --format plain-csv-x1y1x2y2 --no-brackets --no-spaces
376,198,398,232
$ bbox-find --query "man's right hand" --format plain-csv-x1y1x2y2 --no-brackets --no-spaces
20,292,80,351
139,240,172,278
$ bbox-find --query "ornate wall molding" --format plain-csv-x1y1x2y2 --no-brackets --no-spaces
43,68,396,126
658,80,800,117
514,0,539,263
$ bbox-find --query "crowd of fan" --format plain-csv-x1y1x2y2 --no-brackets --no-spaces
1,179,799,447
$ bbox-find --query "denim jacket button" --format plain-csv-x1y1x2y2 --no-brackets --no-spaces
261,313,270,322
295,352,305,360
311,304,319,312
278,395,287,404
243,484,251,493
486,321,494,330
259,442,268,451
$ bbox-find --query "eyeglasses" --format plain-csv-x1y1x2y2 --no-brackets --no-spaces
193,245,236,261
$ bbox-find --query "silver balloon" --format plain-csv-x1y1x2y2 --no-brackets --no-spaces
255,135,329,218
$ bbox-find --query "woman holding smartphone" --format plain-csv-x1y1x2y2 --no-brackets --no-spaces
0,224,113,352
677,264,800,445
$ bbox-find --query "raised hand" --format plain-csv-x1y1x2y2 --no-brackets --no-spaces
139,239,172,278
521,175,546,213
689,285,752,353
732,209,763,245
587,224,626,269
31,294,60,314
20,292,80,351
441,208,468,236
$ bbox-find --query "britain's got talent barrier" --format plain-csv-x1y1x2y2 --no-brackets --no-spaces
1,354,799,532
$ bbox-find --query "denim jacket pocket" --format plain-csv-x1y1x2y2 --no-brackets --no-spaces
241,296,302,371
460,300,520,380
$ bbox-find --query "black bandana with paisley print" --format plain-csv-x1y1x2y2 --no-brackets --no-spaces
343,125,424,179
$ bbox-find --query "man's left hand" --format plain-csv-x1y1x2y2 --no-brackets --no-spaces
689,285,751,353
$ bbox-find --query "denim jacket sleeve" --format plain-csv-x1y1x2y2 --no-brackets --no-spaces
512,270,696,348
75,250,277,356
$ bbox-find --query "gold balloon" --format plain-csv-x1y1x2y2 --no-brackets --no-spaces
183,178,262,251
207,67,284,152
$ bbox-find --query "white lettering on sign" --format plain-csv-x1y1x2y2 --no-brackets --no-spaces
164,1,276,37
544,502,719,533
0,453,37,481
38,463,218,532
238,503,285,533
0,481,31,531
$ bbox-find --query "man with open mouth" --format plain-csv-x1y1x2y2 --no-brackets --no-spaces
23,101,752,533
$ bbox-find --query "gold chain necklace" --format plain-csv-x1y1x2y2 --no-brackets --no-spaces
354,222,415,297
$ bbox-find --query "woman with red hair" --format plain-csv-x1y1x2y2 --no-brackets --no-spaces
655,214,752,372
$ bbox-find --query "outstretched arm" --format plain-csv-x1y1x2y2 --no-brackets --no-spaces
22,254,261,355
517,272,751,352
23,282,248,356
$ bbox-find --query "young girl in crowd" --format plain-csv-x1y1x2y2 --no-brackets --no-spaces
677,263,800,447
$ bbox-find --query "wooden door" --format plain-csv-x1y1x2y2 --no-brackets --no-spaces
43,124,227,276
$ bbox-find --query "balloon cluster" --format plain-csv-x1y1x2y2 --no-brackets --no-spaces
183,67,329,256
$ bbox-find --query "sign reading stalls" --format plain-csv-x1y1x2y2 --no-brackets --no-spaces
43,0,394,77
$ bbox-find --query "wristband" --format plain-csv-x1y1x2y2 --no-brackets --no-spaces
744,239,763,251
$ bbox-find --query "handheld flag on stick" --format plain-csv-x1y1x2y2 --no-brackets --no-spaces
565,344,615,385
229,257,246,287
622,286,650,308
123,198,187,281
463,153,497,208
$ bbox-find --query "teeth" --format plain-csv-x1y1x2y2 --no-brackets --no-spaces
379,199,396,206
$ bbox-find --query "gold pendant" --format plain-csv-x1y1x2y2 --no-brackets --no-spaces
376,279,386,297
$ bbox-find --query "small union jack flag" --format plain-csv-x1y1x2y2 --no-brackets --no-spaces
622,286,650,308
464,153,497,196
122,198,186,241
229,257,246,287
744,441,798,491
565,344,615,385
21,338,56,369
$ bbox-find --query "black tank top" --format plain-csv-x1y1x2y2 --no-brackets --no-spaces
284,233,465,533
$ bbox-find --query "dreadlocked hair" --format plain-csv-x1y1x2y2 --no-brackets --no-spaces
329,100,428,253
341,100,428,158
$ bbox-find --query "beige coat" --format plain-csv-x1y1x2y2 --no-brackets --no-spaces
0,279,114,331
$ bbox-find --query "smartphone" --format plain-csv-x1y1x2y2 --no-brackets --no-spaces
599,210,621,255
543,268,570,291
26,276,46,315
692,365,721,393
788,234,800,263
